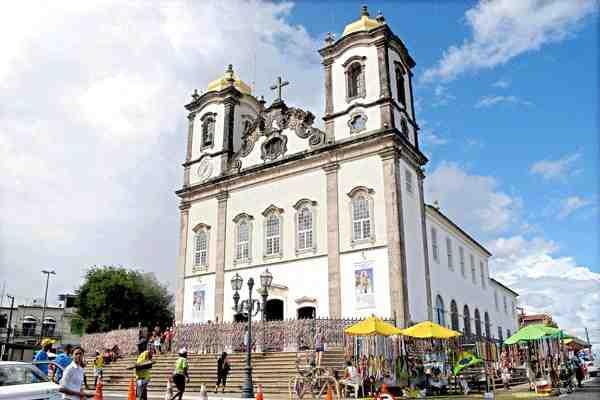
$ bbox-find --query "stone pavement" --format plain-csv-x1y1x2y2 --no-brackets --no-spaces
101,376,600,400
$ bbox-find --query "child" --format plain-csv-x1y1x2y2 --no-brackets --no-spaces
93,351,104,388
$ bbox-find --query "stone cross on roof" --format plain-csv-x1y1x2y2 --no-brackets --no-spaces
269,76,289,103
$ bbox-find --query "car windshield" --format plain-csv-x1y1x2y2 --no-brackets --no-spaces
0,364,49,386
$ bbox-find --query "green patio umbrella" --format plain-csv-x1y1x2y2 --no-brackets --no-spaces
504,324,564,345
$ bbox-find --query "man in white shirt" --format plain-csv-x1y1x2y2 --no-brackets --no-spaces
59,346,94,399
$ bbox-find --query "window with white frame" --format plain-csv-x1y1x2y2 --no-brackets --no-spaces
459,246,465,277
511,301,516,317
233,213,253,264
294,199,317,254
431,227,439,262
480,261,486,289
494,290,499,311
193,224,210,269
446,237,453,270
503,295,508,314
343,56,367,101
405,169,413,193
262,205,283,258
200,113,216,149
470,254,476,284
348,187,375,244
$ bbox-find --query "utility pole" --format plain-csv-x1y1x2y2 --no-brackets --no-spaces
40,270,56,340
3,295,15,360
585,327,591,347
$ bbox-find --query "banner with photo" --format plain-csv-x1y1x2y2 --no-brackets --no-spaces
192,282,207,322
354,260,375,309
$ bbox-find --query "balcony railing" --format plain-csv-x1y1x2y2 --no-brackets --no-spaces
0,327,62,342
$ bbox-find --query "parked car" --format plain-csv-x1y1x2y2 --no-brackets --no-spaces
586,360,598,377
0,361,61,400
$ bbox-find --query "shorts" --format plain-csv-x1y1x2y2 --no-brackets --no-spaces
173,373,186,392
316,345,324,352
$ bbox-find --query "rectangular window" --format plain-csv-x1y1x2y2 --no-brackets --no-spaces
297,207,314,251
405,169,413,193
396,67,406,107
431,227,438,262
494,291,499,311
503,296,508,314
459,247,465,277
236,221,250,262
498,326,503,341
265,215,281,257
194,231,208,268
470,254,476,284
352,195,371,242
446,237,453,270
480,261,486,288
512,301,516,317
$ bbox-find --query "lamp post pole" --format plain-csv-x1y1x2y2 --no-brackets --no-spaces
40,270,56,340
3,295,15,360
261,288,268,352
231,269,272,399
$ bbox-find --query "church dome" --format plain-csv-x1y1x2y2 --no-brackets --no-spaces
342,6,383,37
207,64,252,95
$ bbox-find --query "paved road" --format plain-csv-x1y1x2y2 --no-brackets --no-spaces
566,375,600,399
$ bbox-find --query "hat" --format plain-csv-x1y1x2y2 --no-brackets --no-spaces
178,347,188,355
41,338,55,348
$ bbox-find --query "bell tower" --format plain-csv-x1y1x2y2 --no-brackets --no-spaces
319,6,419,149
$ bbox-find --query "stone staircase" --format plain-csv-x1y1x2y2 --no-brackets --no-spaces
86,348,346,395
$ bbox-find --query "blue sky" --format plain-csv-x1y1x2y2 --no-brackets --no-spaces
0,0,598,345
289,0,599,271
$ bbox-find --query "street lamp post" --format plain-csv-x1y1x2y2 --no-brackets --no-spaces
2,295,15,360
40,270,56,340
231,269,273,398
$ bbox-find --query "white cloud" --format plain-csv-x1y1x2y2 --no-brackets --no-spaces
432,84,456,107
0,0,322,304
557,196,593,219
530,153,581,181
487,235,600,349
492,79,510,88
422,0,597,82
475,95,533,108
425,162,521,235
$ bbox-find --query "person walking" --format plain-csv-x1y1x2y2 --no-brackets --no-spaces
59,346,94,399
93,351,104,388
215,352,230,393
171,348,190,400
54,344,73,384
314,330,325,368
33,338,54,377
137,331,148,355
135,348,155,400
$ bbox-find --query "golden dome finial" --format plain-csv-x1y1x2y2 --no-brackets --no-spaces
207,64,252,95
342,5,383,37
361,5,369,17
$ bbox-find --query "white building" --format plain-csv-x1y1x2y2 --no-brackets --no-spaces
174,6,518,339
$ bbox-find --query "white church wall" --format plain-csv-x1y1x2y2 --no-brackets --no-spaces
398,159,428,323
222,255,330,322
225,168,327,269
191,102,225,161
183,273,216,323
233,101,260,154
388,51,416,146
340,246,391,319
338,155,387,254
186,197,219,276
426,212,518,337
331,45,381,112
188,156,221,187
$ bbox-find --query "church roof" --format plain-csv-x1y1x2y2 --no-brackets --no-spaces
342,6,383,37
207,64,252,95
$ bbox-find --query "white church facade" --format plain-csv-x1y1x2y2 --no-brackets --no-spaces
174,7,518,339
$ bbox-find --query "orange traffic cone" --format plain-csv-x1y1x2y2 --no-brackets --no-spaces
256,384,264,400
94,378,104,400
325,383,333,400
127,378,136,400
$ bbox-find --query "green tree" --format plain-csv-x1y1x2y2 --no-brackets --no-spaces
76,266,173,333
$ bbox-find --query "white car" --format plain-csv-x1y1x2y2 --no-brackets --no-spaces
586,360,598,377
0,361,62,400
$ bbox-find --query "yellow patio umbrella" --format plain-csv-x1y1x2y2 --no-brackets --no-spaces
400,321,461,339
344,316,404,336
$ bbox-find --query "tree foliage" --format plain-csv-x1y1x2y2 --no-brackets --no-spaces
76,266,173,333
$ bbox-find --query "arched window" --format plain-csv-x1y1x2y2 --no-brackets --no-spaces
484,311,491,338
343,56,366,101
400,119,409,138
22,316,37,336
450,300,459,331
435,295,445,326
233,213,253,264
395,65,407,107
348,187,375,244
474,309,482,337
294,199,317,254
463,305,472,337
200,113,216,149
42,317,56,337
192,223,211,270
263,205,283,258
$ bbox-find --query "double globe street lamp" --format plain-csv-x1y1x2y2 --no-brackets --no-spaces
231,268,273,398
